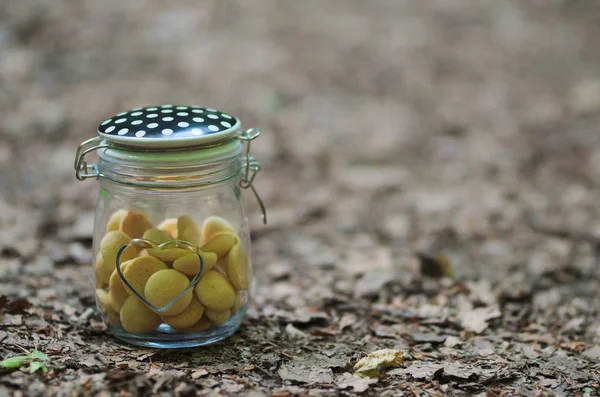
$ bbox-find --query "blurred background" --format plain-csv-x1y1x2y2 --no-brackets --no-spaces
3,2,600,393
1,0,600,287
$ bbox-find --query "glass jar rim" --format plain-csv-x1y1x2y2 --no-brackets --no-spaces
74,128,267,223
98,137,243,167
94,138,244,190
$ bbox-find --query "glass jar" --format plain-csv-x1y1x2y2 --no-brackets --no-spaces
74,105,266,348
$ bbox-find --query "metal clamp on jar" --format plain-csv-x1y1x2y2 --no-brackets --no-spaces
74,105,266,348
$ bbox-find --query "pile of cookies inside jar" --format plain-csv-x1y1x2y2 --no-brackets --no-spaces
93,209,249,335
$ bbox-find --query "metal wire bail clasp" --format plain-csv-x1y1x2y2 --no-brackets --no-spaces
74,136,109,181
238,128,267,224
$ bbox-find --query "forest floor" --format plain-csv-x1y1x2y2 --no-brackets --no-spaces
1,1,600,396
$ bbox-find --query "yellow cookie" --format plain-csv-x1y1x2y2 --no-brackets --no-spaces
144,269,193,316
98,231,137,284
94,253,108,288
205,309,231,325
122,256,168,297
106,308,121,325
119,210,153,239
96,289,120,325
173,252,217,277
231,291,242,314
200,232,239,259
106,209,128,233
194,270,235,311
226,243,249,290
201,215,236,242
161,296,205,330
108,260,131,312
146,247,191,263
213,262,228,278
96,288,111,311
120,296,161,334
180,317,212,333
177,215,202,246
142,228,172,245
157,218,178,238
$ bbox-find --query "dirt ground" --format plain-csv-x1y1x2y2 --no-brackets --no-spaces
2,1,600,396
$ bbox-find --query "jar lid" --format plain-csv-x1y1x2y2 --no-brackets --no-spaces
97,105,241,148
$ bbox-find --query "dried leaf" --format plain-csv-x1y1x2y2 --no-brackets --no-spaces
78,355,104,368
191,369,208,379
438,362,495,381
2,314,22,326
278,353,346,384
8,298,33,314
0,296,32,314
457,306,501,333
473,338,494,356
582,346,600,360
353,349,404,378
410,332,447,344
417,253,453,278
339,313,357,331
337,373,378,392
310,328,337,337
444,336,462,348
284,323,308,339
354,272,393,298
372,324,404,338
283,308,329,325
278,362,333,384
389,362,443,380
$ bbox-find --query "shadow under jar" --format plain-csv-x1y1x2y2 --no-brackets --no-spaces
74,105,266,348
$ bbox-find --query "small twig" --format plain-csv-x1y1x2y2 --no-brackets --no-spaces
249,364,272,378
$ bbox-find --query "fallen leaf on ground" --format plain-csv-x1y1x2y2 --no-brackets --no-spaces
285,323,308,339
278,362,333,384
444,336,462,348
582,345,600,360
191,369,208,379
410,332,447,344
473,338,495,356
285,308,329,324
0,296,32,314
439,362,496,381
0,349,49,374
337,372,378,392
389,362,443,380
353,349,404,378
339,313,357,331
0,355,29,370
457,306,501,333
278,353,346,384
354,272,393,298
417,253,453,278
2,314,22,326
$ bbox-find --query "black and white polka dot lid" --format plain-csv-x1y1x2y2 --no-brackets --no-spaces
97,105,240,148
